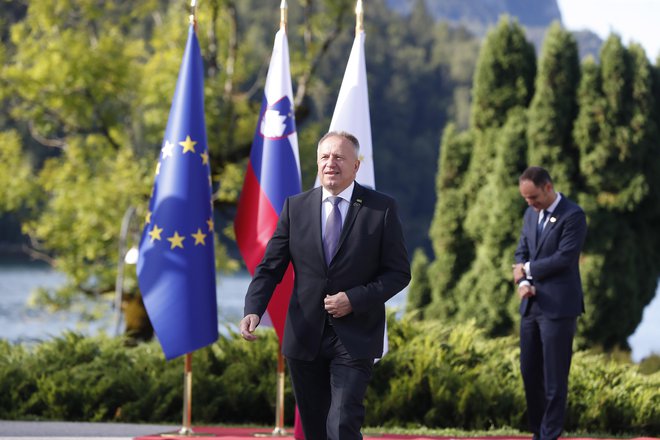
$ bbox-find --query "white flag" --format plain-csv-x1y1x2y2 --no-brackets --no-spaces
316,31,375,189
320,30,389,360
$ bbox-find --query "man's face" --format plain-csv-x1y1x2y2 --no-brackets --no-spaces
519,179,555,211
317,135,360,195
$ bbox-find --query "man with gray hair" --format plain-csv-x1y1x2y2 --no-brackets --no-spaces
240,131,411,440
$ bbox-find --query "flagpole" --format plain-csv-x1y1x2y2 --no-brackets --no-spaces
280,0,287,29
190,0,197,29
181,353,194,435
162,3,207,438
270,3,288,437
272,351,287,435
355,0,364,33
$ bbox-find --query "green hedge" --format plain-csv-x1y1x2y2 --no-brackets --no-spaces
1,320,658,436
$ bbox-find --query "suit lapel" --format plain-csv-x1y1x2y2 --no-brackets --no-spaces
535,197,566,252
335,183,364,254
310,187,326,266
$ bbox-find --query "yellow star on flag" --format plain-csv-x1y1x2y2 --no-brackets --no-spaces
155,162,161,175
145,211,152,224
200,151,209,165
167,231,185,249
206,218,214,232
149,224,163,242
179,135,197,154
191,228,207,245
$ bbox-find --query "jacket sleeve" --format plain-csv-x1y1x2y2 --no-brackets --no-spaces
243,198,292,318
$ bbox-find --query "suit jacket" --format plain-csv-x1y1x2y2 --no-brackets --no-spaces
514,195,587,319
244,183,411,361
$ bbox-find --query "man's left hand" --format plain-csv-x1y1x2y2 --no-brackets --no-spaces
324,292,352,318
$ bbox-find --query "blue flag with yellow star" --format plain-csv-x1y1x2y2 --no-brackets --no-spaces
137,25,217,360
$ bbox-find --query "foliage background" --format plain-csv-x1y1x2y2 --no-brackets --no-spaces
0,323,658,435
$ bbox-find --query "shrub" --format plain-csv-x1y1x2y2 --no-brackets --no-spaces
1,320,657,436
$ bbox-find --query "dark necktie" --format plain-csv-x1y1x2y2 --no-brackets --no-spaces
536,209,548,240
324,196,342,265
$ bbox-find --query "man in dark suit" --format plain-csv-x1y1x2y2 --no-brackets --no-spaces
513,166,587,440
240,131,411,440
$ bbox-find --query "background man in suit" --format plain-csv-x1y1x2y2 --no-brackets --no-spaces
513,166,587,440
240,131,411,440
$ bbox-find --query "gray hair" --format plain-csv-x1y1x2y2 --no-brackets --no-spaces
317,131,360,155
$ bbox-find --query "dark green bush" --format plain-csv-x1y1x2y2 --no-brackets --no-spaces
0,320,657,436
0,329,287,425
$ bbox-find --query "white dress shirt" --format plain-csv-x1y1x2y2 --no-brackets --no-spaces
321,182,354,238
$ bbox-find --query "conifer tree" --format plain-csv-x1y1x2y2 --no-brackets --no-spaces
575,37,660,348
425,124,472,320
454,109,528,335
470,17,536,132
427,18,536,326
463,17,536,218
406,248,431,319
527,22,580,198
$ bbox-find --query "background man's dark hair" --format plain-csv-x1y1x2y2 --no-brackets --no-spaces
519,166,553,187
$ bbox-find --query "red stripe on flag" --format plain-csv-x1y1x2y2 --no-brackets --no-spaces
235,162,294,342
235,163,279,272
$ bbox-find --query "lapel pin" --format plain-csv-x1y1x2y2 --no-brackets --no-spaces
353,198,362,207
550,217,557,223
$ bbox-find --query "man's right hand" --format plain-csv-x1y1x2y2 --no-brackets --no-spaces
512,263,526,283
239,314,260,341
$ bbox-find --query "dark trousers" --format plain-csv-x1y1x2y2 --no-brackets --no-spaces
287,324,373,440
520,299,576,440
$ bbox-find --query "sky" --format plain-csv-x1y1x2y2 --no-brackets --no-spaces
557,0,660,60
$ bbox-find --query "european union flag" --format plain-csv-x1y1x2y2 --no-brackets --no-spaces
137,25,217,360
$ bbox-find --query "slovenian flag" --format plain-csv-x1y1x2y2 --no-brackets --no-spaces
234,27,301,342
137,25,218,360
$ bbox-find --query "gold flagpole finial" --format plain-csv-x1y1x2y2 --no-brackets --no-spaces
189,0,197,28
280,0,288,31
355,0,364,33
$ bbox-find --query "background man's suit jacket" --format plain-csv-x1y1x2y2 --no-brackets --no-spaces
244,183,411,361
514,195,587,318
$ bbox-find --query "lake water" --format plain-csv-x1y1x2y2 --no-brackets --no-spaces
0,263,657,362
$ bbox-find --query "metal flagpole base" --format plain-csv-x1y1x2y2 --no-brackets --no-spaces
253,427,288,437
271,427,288,436
160,427,215,438
160,427,215,437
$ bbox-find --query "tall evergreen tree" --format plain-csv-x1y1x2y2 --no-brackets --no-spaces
454,108,528,335
426,18,535,325
425,124,472,320
405,248,431,319
527,21,580,198
574,36,660,348
470,17,536,132
463,17,536,214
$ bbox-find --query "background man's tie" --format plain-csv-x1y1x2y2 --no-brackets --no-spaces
324,196,342,265
536,209,547,241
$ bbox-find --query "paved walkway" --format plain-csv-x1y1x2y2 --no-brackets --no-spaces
1,422,657,440
0,421,177,439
